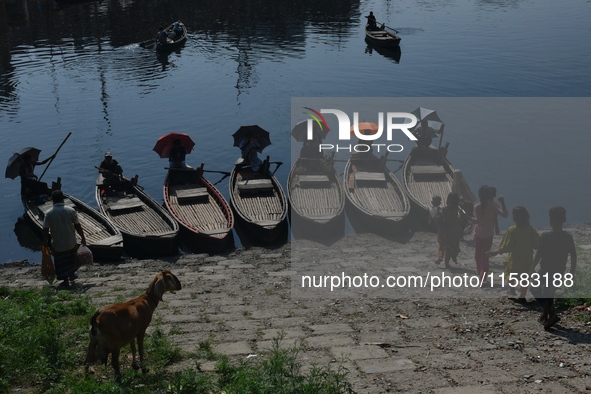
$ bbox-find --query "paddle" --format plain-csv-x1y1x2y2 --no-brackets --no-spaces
139,38,156,49
164,167,231,176
38,132,72,182
212,173,230,186
376,21,398,33
271,161,283,176
96,166,143,191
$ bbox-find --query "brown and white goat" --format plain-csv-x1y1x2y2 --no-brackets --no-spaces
84,270,181,381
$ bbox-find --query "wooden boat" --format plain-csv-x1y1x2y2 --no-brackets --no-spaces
157,21,187,51
287,157,345,240
365,25,401,48
229,158,288,245
96,174,179,257
163,165,234,253
22,190,124,261
402,145,455,226
344,152,411,234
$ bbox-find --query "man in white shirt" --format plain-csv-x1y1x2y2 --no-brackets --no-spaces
43,190,87,287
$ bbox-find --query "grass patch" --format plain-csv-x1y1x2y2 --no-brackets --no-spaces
0,288,355,394
0,287,94,392
554,269,591,323
216,335,354,394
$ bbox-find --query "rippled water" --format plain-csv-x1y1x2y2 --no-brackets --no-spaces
1,0,590,263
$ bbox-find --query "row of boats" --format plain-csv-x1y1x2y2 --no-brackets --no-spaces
20,140,455,261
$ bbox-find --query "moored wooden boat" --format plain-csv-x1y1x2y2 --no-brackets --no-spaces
163,165,234,253
365,25,401,48
22,190,124,261
229,158,288,245
344,152,411,234
402,145,455,226
288,157,345,240
96,174,179,257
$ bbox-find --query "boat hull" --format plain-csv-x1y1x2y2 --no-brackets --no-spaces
343,154,411,235
164,168,234,253
365,27,401,48
287,158,345,241
402,146,455,229
22,191,124,261
96,176,179,258
229,162,288,246
157,22,187,51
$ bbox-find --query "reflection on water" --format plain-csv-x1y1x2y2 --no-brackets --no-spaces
364,40,401,64
14,217,42,253
1,0,591,263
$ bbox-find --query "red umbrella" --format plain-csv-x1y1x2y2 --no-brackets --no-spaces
153,132,195,158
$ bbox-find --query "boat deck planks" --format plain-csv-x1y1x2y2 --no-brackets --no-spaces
232,170,286,228
168,183,229,235
403,147,455,214
345,155,410,222
22,193,123,259
290,173,343,223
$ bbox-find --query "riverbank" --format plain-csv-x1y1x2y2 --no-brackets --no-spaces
2,226,591,393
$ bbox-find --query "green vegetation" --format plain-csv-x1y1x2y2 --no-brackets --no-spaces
0,287,354,394
555,267,591,318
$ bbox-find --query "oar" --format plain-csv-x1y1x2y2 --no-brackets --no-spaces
212,173,230,186
271,161,283,175
139,38,156,49
96,166,143,190
203,169,231,176
95,166,128,182
376,21,398,33
164,167,231,176
38,132,72,182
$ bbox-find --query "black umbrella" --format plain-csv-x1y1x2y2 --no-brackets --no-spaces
5,147,41,179
232,125,271,152
291,119,329,142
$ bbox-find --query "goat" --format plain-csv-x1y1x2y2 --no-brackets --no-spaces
84,270,181,381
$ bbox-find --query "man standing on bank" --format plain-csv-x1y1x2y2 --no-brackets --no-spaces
43,190,87,288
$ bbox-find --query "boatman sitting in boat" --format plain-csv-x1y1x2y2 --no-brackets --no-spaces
170,21,183,39
169,139,188,168
239,133,263,172
98,152,124,184
19,153,54,197
365,11,378,31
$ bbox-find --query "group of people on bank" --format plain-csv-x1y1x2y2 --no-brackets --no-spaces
429,185,577,329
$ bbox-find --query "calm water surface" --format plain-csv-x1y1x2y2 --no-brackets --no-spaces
1,0,590,263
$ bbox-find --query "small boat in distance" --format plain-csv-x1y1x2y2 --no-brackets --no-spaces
141,21,187,51
164,165,234,253
365,25,401,48
96,174,179,257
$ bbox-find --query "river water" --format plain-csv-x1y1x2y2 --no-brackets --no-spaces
1,0,590,263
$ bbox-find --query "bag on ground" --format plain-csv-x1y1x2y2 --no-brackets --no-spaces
76,245,94,266
41,246,56,284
